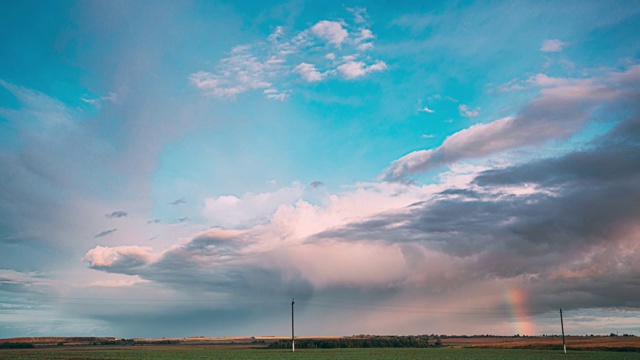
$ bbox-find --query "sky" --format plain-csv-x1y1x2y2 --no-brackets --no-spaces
1,0,640,338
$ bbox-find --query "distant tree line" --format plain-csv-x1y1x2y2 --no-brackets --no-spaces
92,338,180,346
0,343,35,349
268,335,433,349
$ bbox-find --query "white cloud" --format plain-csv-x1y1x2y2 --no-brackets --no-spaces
80,91,119,108
347,7,368,24
368,61,387,72
188,45,283,99
419,106,435,113
337,60,387,79
267,26,284,42
89,275,150,287
459,104,480,118
421,134,435,138
311,20,349,46
492,78,527,93
80,97,99,105
202,183,305,227
83,245,157,268
357,42,374,51
358,28,374,41
540,39,567,52
263,88,289,101
293,62,325,82
337,61,367,79
354,28,375,51
190,10,387,99
342,55,357,62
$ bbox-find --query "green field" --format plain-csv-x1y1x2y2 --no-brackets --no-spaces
1,347,639,360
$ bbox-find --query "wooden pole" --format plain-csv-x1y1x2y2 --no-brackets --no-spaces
560,308,566,353
291,298,295,352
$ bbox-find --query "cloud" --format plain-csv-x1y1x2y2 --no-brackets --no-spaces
337,60,387,79
311,20,349,46
491,78,527,93
94,229,118,238
315,115,640,310
347,7,368,24
90,275,150,287
0,270,51,294
419,106,435,113
84,114,640,332
390,13,438,33
381,66,636,181
293,63,325,82
80,91,119,108
458,104,480,118
357,43,374,51
202,183,305,227
84,245,157,272
540,39,567,52
170,198,186,205
421,134,435,139
0,80,74,130
188,45,277,98
106,210,127,219
190,9,387,99
309,181,324,189
357,28,374,42
86,181,434,293
354,28,374,51
263,88,289,101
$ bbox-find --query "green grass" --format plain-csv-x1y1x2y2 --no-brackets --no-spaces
1,347,639,360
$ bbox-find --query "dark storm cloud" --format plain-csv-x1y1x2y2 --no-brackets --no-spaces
140,230,314,298
474,117,640,187
105,210,127,218
85,229,315,300
317,115,640,312
94,228,117,238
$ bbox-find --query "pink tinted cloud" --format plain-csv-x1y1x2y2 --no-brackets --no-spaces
381,67,632,181
311,20,349,46
84,245,157,268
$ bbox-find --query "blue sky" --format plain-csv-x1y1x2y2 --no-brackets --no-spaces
1,0,640,338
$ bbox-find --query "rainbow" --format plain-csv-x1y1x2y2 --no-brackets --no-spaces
505,287,536,336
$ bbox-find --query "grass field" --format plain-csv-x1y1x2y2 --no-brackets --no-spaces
1,347,640,360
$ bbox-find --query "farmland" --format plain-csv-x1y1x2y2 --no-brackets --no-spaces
1,336,639,360
1,346,640,360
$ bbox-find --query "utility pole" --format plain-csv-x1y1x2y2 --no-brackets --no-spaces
291,298,295,352
560,308,566,354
